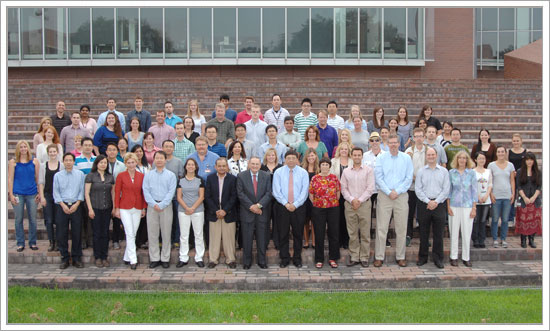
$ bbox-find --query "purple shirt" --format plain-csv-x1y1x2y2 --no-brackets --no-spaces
317,124,339,158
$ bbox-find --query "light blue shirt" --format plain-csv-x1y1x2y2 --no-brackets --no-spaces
244,119,268,146
96,109,126,132
53,169,85,203
256,141,288,164
165,114,183,128
375,151,413,196
415,164,451,204
272,165,309,208
187,151,220,182
142,167,177,210
344,119,368,131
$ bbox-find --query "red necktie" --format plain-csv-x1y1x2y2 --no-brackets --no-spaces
288,169,294,204
253,173,258,196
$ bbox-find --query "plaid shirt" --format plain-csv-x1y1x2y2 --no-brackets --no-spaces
173,137,195,163
206,118,235,144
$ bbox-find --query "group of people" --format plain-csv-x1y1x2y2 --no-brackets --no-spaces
8,94,542,270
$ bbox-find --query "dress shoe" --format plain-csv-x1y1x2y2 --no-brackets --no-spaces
124,260,130,265
149,261,161,268
95,259,103,268
59,261,70,269
196,261,205,268
161,262,170,268
386,239,391,247
82,242,88,250
228,262,237,269
462,260,472,267
243,264,251,270
16,246,24,252
479,243,486,248
361,261,369,268
48,241,55,252
258,263,268,269
207,262,217,269
373,260,383,268
103,259,110,267
130,263,137,270
347,259,360,267
397,259,407,267
450,259,458,267
434,260,444,269
416,259,428,267
113,242,121,250
73,260,84,268
473,244,480,248
293,261,302,268
176,261,188,268
279,261,289,268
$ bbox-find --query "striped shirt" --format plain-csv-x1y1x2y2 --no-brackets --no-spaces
294,112,318,139
264,107,290,133
327,114,345,131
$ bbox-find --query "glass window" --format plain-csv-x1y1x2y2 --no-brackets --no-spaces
8,8,19,59
360,8,381,58
311,8,333,58
475,8,481,32
287,8,309,58
238,8,260,58
44,8,66,59
384,8,406,58
335,8,358,58
481,31,497,62
140,8,163,58
482,8,497,31
116,8,138,58
92,8,114,59
498,31,514,60
516,31,530,49
190,8,211,58
532,31,542,42
499,8,514,30
516,8,530,30
262,8,284,57
20,8,43,59
476,31,481,61
69,8,90,59
407,8,423,59
165,8,187,58
214,8,236,58
532,8,542,30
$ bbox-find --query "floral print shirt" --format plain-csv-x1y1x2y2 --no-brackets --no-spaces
309,174,340,208
449,168,478,208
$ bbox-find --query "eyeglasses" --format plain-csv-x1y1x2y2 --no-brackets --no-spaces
369,139,380,142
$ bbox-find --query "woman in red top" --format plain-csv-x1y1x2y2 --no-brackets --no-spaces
114,152,147,270
309,157,341,269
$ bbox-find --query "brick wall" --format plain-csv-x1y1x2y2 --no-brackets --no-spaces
504,56,542,79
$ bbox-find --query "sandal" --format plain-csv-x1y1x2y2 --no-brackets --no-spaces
315,262,323,269
16,246,24,252
329,260,338,268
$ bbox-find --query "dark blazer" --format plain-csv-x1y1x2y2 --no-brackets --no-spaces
237,170,272,223
204,172,238,223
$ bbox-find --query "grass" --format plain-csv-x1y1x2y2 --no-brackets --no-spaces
7,286,542,324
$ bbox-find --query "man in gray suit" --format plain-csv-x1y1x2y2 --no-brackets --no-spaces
237,157,272,269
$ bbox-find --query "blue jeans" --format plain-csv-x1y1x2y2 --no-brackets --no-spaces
491,199,511,241
13,194,38,247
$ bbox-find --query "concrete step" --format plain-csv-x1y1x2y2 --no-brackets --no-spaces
7,259,542,291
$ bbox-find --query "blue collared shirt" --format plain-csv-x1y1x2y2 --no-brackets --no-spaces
211,108,237,122
187,151,220,182
317,124,338,158
245,119,268,146
53,169,85,203
165,114,183,128
272,165,309,208
208,142,228,157
375,151,413,196
142,167,177,210
256,141,288,164
415,164,451,204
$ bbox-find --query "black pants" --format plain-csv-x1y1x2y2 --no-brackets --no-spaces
111,217,124,243
312,206,340,262
338,196,349,247
416,200,446,263
407,190,418,238
268,199,280,249
171,200,180,244
277,203,306,264
92,208,111,260
472,204,490,246
242,219,268,266
56,203,82,263
43,192,56,242
81,203,93,246
136,215,148,247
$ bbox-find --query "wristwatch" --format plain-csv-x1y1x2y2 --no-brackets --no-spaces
256,203,262,209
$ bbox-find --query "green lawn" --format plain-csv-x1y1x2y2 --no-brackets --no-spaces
8,286,542,324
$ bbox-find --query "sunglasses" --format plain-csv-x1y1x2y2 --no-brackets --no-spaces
369,139,380,142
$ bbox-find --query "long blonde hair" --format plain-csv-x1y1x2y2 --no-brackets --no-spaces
15,140,32,162
301,148,320,174
187,99,202,118
450,150,475,169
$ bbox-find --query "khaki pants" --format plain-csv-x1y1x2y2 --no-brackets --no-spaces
344,199,372,262
375,192,408,261
147,207,173,263
208,219,236,264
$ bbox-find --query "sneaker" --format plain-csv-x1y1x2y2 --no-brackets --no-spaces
113,242,121,250
493,240,499,248
501,241,508,248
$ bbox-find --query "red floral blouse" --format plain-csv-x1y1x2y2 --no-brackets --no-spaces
309,174,340,208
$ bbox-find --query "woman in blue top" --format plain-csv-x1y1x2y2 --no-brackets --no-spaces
8,140,41,252
93,112,123,155
447,150,477,267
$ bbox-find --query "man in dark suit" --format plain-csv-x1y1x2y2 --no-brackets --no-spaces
204,158,238,269
237,157,273,269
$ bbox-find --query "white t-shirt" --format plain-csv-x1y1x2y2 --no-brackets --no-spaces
475,168,493,205
192,115,206,134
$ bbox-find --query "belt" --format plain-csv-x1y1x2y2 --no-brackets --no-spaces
63,201,76,205
155,200,161,203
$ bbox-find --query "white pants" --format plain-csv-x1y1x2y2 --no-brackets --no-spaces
449,206,474,261
178,211,205,262
120,208,142,264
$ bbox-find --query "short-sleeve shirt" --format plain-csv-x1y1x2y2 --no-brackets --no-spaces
309,174,340,208
177,176,205,213
85,172,115,210
488,161,515,200
297,141,328,161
